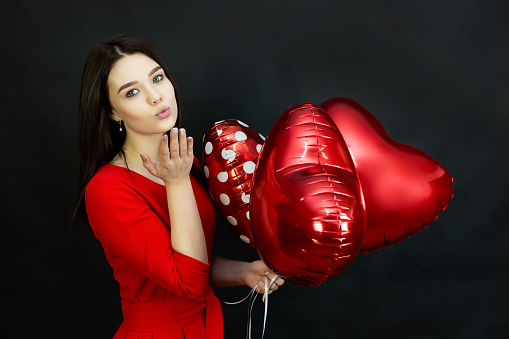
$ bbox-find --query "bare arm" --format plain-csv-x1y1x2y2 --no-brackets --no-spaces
165,178,208,263
142,128,208,263
210,256,284,294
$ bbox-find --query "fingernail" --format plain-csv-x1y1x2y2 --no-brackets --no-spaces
172,127,178,135
180,128,185,135
163,135,168,142
140,154,146,162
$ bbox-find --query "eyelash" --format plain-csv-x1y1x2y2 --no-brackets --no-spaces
125,74,164,98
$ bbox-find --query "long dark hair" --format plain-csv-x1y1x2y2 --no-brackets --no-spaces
73,35,200,226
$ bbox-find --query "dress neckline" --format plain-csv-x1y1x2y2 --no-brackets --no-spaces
104,163,166,187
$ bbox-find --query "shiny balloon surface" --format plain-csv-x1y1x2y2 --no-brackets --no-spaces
202,119,265,249
251,103,366,286
321,98,454,253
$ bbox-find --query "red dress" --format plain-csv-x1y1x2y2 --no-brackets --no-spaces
85,161,223,339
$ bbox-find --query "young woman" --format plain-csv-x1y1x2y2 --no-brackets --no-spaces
74,35,284,338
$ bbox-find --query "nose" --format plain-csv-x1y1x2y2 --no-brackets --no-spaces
147,87,163,105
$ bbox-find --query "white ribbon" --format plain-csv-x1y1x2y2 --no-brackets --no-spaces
224,274,279,338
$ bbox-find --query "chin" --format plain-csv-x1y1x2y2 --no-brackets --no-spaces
162,117,177,131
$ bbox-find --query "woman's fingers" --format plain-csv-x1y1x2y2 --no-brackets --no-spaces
161,128,192,161
257,279,267,293
142,128,193,183
274,276,284,287
266,273,279,291
178,128,188,157
266,272,283,285
255,271,284,295
187,136,194,159
169,127,180,159
159,133,170,165
140,154,157,176
257,279,276,294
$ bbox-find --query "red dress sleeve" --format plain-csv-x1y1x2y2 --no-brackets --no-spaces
85,176,210,299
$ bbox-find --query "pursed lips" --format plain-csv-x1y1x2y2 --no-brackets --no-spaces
156,106,170,119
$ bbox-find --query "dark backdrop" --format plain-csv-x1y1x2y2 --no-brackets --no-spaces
2,1,507,338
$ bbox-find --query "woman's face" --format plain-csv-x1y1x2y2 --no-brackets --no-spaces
107,53,178,136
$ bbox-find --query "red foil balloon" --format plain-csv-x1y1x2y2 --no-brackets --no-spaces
251,103,366,286
321,98,454,253
202,119,265,249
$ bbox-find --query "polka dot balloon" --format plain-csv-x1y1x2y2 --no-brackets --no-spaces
202,119,265,249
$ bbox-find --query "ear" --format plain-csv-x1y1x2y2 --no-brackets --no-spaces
109,109,121,122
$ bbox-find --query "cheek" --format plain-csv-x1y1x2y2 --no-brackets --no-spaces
164,83,176,100
114,101,146,123
166,84,178,109
110,96,131,115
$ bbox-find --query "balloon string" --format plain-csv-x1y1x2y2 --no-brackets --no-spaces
223,288,256,305
224,274,279,338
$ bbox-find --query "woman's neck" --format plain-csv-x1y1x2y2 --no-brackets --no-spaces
122,132,165,164
110,132,167,185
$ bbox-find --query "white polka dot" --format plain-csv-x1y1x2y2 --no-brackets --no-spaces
204,166,209,178
227,216,238,225
241,193,250,204
222,149,236,162
217,171,228,182
256,144,262,153
259,133,265,141
235,131,247,141
220,193,230,205
217,129,223,136
240,235,250,243
238,120,249,127
246,211,250,220
205,142,213,154
243,161,256,174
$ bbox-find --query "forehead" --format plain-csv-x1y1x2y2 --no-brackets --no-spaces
108,53,160,87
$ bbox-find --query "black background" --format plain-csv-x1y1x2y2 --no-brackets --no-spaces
2,1,508,338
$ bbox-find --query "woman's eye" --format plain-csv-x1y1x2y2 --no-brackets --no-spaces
126,89,139,97
153,74,164,83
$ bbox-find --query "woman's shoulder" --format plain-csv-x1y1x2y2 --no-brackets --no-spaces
86,164,135,195
84,165,153,216
90,163,129,181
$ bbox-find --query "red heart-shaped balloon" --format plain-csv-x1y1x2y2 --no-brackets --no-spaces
251,103,366,286
321,98,454,253
202,119,265,249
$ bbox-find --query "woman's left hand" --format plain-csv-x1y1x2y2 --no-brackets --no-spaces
243,260,285,294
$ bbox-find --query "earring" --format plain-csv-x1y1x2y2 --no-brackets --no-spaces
118,120,123,132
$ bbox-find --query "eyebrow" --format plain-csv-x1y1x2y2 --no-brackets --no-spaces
117,66,163,94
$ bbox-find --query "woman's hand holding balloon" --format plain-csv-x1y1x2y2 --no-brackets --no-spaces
209,256,284,294
243,260,285,295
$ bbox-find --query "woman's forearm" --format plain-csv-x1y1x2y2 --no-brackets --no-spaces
166,178,208,264
209,256,250,287
210,256,285,294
